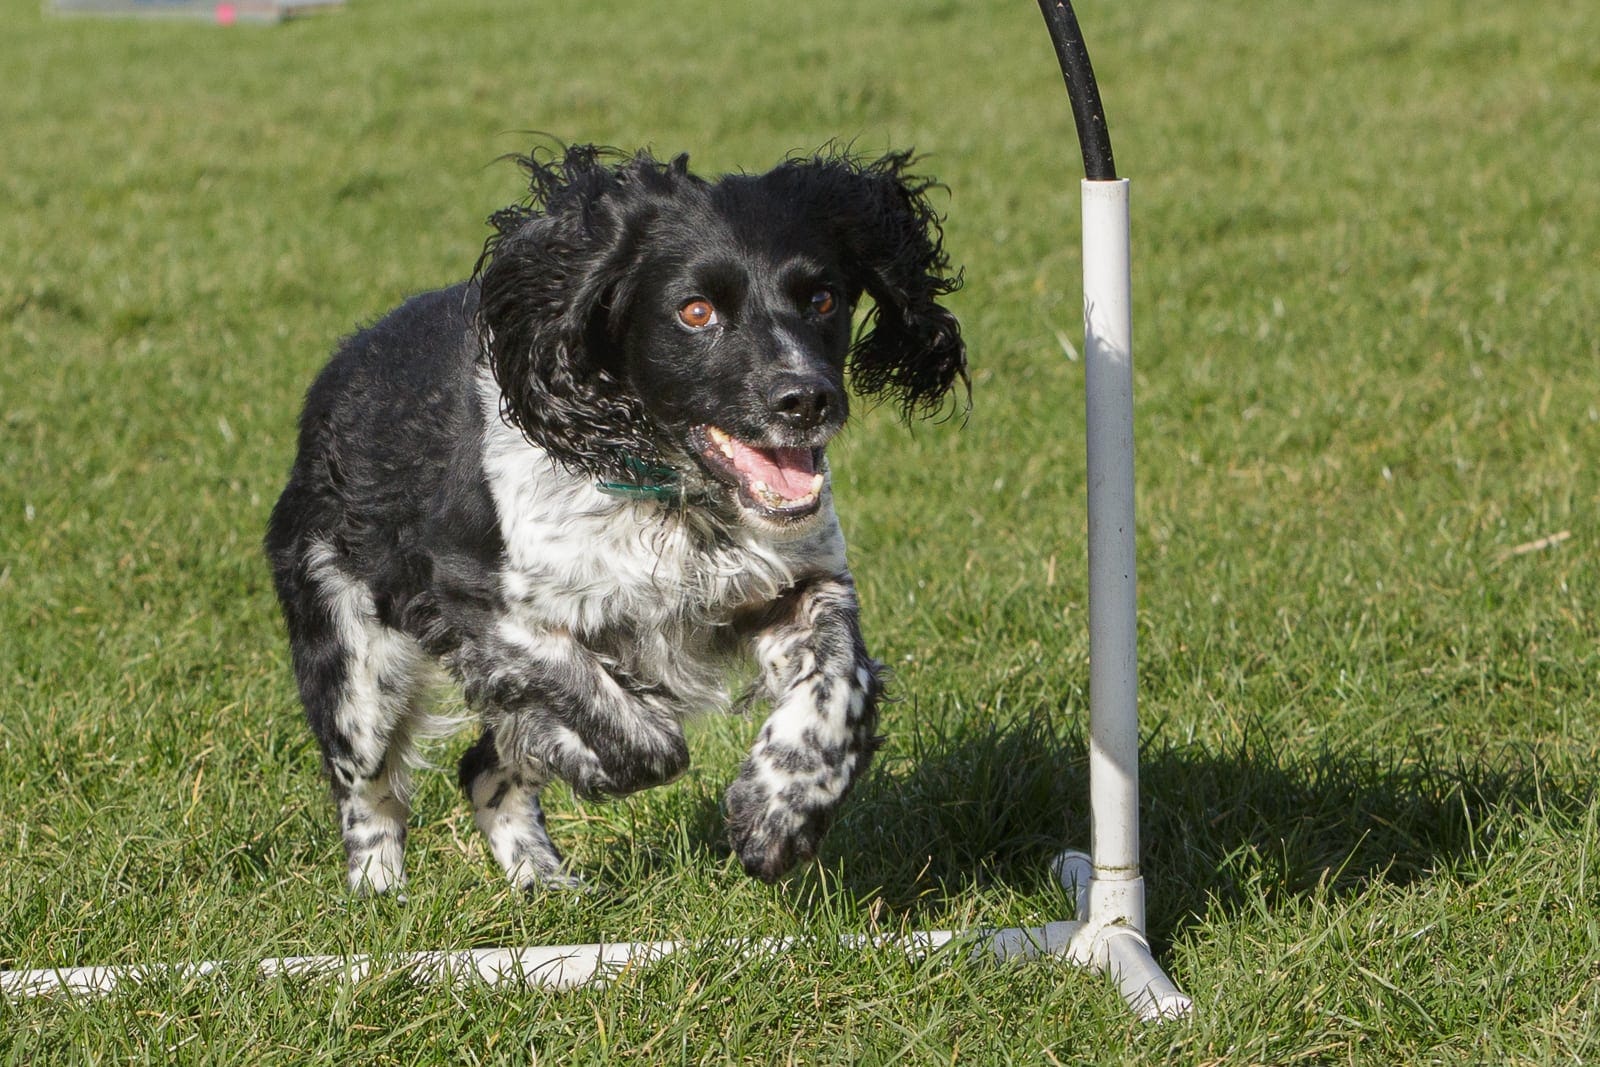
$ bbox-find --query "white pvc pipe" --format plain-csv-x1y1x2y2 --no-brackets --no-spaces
1,919,1188,1018
0,942,678,998
1070,179,1192,1020
0,926,1080,1000
1081,178,1142,909
1103,931,1192,1022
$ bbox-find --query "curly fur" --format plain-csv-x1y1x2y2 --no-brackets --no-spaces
265,144,965,893
476,146,968,482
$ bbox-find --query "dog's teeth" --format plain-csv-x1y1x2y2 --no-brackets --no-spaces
748,476,823,511
752,480,788,508
809,473,825,494
705,426,736,460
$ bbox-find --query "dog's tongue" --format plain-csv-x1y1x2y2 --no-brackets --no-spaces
728,439,816,501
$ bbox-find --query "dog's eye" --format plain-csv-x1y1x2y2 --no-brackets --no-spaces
810,289,837,316
677,299,718,330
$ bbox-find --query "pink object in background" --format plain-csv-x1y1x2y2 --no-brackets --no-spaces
214,2,236,23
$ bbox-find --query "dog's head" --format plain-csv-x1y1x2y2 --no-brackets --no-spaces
474,145,966,529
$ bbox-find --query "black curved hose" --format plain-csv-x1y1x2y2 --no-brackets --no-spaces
1036,0,1117,181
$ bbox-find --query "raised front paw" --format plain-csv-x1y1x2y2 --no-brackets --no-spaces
722,773,833,883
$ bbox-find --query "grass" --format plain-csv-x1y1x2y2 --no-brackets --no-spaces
3,0,1598,1060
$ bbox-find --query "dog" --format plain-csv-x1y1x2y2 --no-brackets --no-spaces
265,145,966,894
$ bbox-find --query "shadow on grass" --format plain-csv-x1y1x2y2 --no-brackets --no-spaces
819,710,1596,948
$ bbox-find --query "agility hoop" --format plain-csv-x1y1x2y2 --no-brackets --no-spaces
5,0,1189,1024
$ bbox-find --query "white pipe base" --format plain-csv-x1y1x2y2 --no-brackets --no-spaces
1049,850,1192,1021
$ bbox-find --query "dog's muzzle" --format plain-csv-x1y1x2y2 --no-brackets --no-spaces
690,425,828,522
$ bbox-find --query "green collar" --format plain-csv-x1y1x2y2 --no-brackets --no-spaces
594,455,685,504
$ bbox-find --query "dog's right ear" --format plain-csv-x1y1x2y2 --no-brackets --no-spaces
473,145,691,482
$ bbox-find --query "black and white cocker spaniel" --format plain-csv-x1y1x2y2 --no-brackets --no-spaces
265,145,966,893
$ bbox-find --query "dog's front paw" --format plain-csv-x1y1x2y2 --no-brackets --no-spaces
723,775,830,883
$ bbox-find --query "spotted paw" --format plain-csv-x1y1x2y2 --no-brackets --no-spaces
723,776,829,883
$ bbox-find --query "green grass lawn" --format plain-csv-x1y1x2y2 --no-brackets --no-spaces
4,0,1598,1060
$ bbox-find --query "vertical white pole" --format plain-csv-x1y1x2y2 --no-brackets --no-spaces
1059,175,1191,1019
1081,177,1143,930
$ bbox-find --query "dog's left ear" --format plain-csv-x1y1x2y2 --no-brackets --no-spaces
781,150,969,417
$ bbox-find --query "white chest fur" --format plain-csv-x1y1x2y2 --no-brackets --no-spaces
475,374,848,715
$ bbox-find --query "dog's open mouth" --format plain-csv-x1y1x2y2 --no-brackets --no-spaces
691,425,826,521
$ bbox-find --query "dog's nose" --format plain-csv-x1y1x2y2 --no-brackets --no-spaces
767,373,843,431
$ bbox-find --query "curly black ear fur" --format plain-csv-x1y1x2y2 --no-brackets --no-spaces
772,149,968,418
472,145,698,482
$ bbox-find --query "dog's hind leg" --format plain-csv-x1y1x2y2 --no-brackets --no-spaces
457,726,579,890
452,624,691,888
724,577,884,882
287,543,430,895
